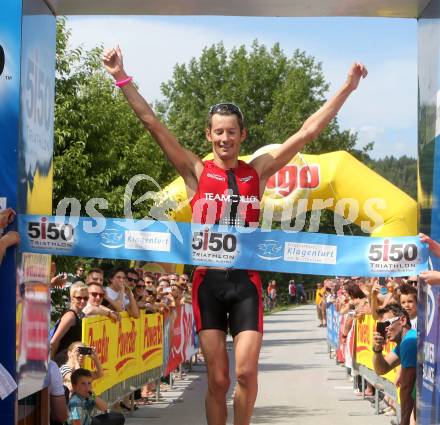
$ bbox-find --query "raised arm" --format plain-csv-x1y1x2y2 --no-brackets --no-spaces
102,47,203,184
251,62,367,182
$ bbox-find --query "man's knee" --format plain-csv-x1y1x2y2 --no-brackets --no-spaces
236,366,257,388
208,372,230,396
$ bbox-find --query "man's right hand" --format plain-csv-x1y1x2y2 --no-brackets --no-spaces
103,47,125,80
372,331,385,353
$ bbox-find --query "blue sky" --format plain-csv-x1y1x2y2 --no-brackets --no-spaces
68,16,417,159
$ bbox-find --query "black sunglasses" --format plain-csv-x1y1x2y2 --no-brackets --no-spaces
209,103,243,119
127,276,138,282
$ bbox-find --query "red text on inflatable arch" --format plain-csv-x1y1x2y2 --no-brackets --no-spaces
266,164,320,196
88,325,109,364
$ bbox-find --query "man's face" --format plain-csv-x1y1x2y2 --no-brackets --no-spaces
381,312,404,343
86,272,104,286
126,272,139,289
206,114,246,162
179,274,189,285
88,285,105,307
110,271,126,292
400,294,417,320
76,267,85,277
73,376,92,398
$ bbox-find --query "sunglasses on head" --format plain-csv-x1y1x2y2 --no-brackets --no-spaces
381,316,401,328
89,292,104,298
74,296,89,301
209,103,243,119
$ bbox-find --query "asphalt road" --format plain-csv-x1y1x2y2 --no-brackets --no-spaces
126,304,393,425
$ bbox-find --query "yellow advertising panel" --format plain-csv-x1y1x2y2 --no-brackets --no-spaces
82,312,163,395
355,315,399,384
140,313,163,371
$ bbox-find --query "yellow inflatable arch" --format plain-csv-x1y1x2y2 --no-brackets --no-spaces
162,147,416,237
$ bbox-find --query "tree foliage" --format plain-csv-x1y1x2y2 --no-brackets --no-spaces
367,155,417,200
54,18,162,219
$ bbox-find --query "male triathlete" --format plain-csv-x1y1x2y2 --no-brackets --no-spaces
103,47,367,425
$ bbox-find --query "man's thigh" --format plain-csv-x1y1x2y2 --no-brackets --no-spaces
199,329,229,374
234,330,262,372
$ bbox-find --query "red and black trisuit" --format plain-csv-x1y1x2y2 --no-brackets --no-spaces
190,160,263,337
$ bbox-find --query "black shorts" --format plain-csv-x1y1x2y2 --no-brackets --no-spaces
192,268,263,337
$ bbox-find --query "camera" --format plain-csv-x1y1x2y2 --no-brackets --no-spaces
78,346,93,356
376,322,388,339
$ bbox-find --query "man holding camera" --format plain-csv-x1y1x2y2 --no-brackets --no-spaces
372,304,417,425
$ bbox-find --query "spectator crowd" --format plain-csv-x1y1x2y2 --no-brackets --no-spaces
3,204,440,425
311,231,440,425
47,263,193,424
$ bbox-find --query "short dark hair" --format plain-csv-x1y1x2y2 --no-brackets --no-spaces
107,267,126,281
71,368,92,385
346,283,367,299
126,268,139,277
87,267,103,276
207,103,244,132
399,284,417,298
377,304,411,327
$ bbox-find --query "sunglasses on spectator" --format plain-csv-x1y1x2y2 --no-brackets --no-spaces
73,296,89,301
127,276,138,282
180,278,188,282
380,316,400,328
136,285,145,289
209,103,243,120
144,280,154,284
89,292,105,298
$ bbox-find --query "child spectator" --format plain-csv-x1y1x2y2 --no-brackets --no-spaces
399,284,417,330
68,368,124,425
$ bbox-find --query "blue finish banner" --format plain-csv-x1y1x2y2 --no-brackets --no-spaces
326,303,340,349
19,215,428,277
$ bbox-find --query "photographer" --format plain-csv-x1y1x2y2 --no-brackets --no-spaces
372,304,417,425
60,342,103,393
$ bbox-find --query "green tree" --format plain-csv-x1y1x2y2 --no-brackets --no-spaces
54,18,163,219
367,155,417,199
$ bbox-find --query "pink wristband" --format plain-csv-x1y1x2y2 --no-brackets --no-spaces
115,76,133,88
